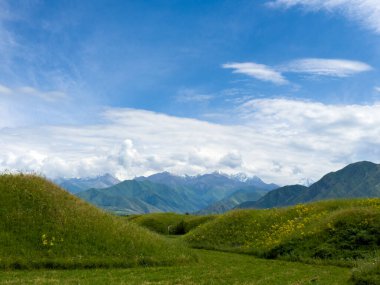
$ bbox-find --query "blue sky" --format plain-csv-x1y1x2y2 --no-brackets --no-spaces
1,0,380,184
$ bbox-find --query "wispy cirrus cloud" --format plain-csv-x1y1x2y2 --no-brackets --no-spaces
17,86,67,102
0,84,12,95
282,58,373,77
223,58,372,84
0,83,67,102
176,88,214,103
267,0,380,34
0,0,18,71
222,62,289,85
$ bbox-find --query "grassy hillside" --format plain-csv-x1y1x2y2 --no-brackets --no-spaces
185,199,380,266
0,249,351,285
0,174,195,269
127,213,215,235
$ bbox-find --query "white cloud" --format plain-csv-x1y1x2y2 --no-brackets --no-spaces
0,1,21,76
267,0,380,34
1,101,380,185
0,83,67,102
282,58,372,77
18,86,67,102
222,62,288,85
0,84,12,95
223,58,371,84
374,86,380,93
0,102,18,128
219,151,243,169
176,88,214,103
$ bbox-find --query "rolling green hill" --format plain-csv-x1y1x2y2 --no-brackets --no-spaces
0,174,195,269
238,161,380,209
185,198,380,266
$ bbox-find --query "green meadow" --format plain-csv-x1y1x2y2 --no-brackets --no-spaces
0,174,379,284
0,249,351,285
185,199,380,266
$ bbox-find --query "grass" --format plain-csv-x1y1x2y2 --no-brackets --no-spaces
126,212,215,235
184,199,380,266
0,174,195,269
350,258,380,285
0,249,351,285
1,174,379,283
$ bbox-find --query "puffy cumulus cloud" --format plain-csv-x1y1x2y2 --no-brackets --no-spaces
0,101,380,185
267,0,380,34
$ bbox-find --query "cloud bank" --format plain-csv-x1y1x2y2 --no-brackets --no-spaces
1,99,380,185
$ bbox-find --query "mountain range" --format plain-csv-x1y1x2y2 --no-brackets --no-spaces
73,172,277,215
56,161,380,215
237,161,380,209
196,186,268,215
54,173,120,194
76,179,201,215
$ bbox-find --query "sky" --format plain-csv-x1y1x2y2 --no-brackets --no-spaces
1,0,380,185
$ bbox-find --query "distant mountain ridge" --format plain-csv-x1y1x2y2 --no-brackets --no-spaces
196,186,269,215
54,173,120,194
237,161,380,209
136,171,278,202
225,172,279,190
76,171,278,215
76,180,201,215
